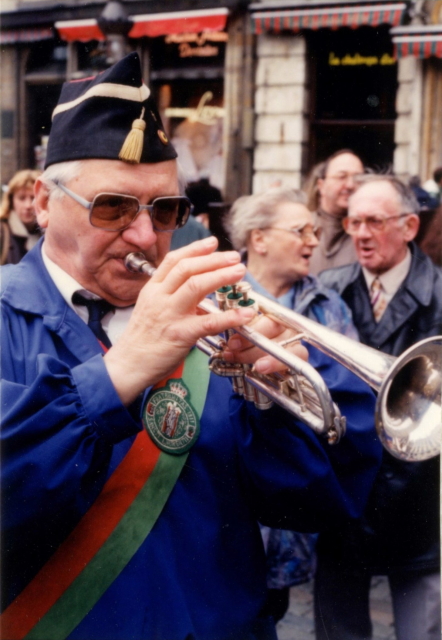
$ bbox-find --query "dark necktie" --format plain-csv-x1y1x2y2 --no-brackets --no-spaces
72,293,114,348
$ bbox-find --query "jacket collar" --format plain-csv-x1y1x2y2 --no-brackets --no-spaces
2,239,67,326
344,243,435,307
1,240,104,360
243,270,331,307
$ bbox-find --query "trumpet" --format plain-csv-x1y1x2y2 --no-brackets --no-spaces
125,252,442,462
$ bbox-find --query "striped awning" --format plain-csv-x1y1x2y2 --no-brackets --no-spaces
55,19,105,42
391,25,442,59
251,3,406,34
56,8,229,43
129,8,229,39
0,27,54,44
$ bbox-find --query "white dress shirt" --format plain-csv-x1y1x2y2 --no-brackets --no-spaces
42,245,133,345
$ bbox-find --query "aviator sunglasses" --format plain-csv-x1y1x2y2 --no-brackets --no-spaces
51,179,193,232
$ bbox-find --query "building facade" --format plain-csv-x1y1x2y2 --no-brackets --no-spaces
1,0,441,198
249,0,442,190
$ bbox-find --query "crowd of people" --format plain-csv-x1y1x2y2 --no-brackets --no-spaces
0,52,440,640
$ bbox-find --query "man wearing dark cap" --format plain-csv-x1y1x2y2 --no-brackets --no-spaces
0,53,381,640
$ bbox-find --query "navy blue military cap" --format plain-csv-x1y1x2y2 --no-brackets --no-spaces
45,52,177,168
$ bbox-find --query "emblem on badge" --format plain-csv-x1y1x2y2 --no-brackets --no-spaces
143,380,200,454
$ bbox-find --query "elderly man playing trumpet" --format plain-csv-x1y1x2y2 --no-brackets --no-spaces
0,53,381,640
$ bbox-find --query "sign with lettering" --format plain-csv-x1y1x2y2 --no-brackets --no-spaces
329,52,396,66
165,32,228,58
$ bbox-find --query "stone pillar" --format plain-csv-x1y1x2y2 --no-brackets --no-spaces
393,56,423,182
252,33,308,194
0,47,18,183
222,12,254,202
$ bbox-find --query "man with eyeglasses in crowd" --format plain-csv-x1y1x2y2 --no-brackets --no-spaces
309,149,365,276
315,174,442,640
0,54,382,640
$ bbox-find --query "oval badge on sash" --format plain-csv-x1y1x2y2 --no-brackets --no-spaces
143,380,200,455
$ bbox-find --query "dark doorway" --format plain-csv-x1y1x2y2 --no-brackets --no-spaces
26,83,63,167
307,25,398,171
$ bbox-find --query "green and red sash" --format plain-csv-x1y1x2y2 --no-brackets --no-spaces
1,348,209,640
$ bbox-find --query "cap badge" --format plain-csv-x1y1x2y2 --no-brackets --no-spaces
157,130,169,145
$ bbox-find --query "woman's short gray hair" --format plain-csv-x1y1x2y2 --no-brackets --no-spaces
227,187,307,252
352,174,420,216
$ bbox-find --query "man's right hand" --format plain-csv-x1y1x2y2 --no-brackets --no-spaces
104,237,255,406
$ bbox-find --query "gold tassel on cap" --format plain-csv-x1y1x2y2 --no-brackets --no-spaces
119,108,146,164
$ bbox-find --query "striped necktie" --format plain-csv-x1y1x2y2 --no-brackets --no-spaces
72,293,114,348
369,277,387,322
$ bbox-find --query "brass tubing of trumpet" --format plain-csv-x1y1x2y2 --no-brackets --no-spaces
125,252,441,460
250,291,395,392
124,252,340,432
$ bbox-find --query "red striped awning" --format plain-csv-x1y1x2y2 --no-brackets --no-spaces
0,27,54,44
55,8,229,43
129,8,229,39
391,26,442,59
55,19,105,42
251,3,406,34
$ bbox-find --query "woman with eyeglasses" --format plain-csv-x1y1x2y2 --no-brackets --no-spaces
228,187,358,339
227,187,359,623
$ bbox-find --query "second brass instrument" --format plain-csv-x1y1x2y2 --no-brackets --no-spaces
125,252,442,463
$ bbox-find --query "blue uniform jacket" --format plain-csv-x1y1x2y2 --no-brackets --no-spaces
1,242,381,640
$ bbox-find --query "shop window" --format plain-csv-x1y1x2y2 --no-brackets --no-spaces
307,25,398,169
149,34,226,191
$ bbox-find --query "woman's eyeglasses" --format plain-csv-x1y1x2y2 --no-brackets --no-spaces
51,180,193,232
262,225,321,242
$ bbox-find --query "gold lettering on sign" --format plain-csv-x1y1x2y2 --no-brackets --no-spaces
165,31,227,57
179,42,219,58
165,32,228,45
165,92,225,125
328,52,396,66
380,53,395,65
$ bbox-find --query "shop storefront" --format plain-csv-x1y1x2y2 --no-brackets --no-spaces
1,3,252,201
249,0,408,191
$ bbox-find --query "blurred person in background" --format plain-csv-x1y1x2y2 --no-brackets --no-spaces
408,175,439,211
422,166,442,204
308,150,364,276
303,161,325,212
170,171,212,250
228,187,358,622
185,176,223,229
316,174,442,640
0,169,42,265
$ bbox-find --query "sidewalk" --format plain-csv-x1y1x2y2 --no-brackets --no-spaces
277,577,396,640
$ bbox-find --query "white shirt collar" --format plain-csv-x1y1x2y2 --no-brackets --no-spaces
362,248,412,297
41,244,134,346
41,243,96,314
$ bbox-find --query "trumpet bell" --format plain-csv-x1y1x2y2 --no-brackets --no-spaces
376,337,442,461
